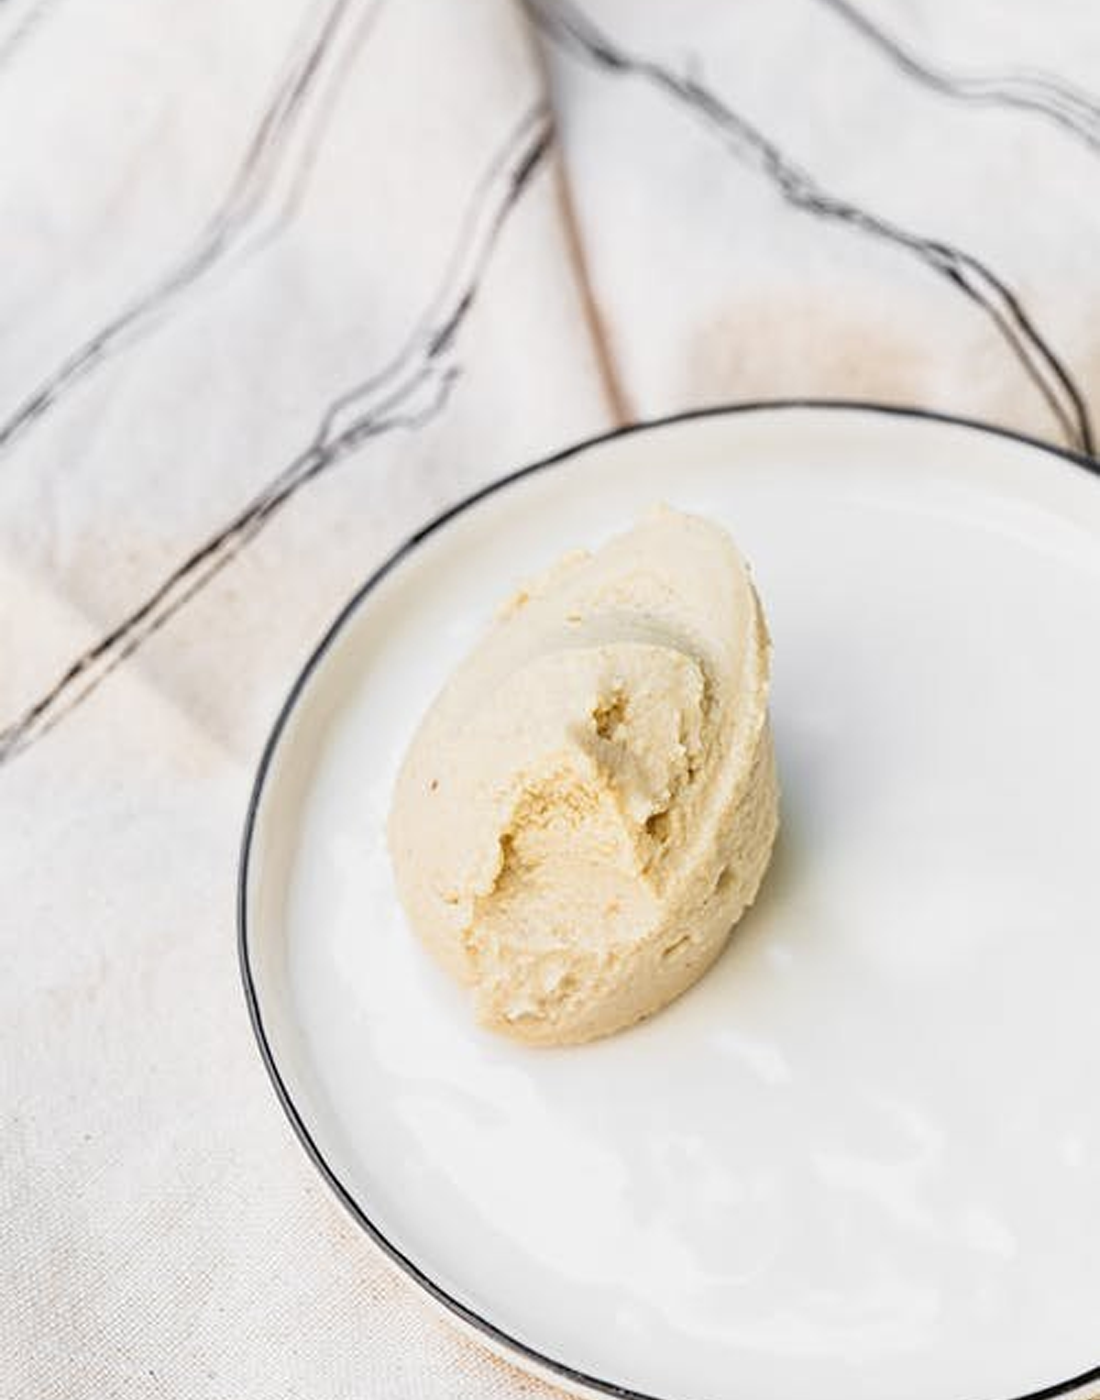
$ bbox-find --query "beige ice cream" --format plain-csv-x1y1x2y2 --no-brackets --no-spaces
388,508,778,1046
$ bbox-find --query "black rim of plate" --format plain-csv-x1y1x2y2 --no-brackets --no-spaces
238,399,1100,1400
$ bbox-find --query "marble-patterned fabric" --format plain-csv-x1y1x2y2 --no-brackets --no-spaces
2,1,1097,1395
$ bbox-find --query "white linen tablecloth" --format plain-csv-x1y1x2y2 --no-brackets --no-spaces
3,1,1098,1394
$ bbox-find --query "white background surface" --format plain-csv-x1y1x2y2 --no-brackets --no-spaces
4,1,1100,1396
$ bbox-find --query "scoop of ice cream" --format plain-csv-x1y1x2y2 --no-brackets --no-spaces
388,508,778,1045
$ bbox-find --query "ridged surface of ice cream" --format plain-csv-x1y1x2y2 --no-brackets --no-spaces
388,509,778,1044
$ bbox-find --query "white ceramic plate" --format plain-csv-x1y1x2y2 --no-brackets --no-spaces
239,403,1100,1400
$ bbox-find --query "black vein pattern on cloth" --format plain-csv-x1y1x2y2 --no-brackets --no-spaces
528,0,1094,458
0,0,60,70
817,0,1100,156
0,0,384,459
0,105,553,767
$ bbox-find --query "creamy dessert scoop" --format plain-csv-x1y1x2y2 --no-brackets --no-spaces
388,508,779,1045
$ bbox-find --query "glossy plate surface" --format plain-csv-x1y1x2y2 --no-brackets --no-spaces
240,404,1100,1400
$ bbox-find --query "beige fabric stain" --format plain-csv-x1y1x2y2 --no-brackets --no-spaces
684,289,1075,445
